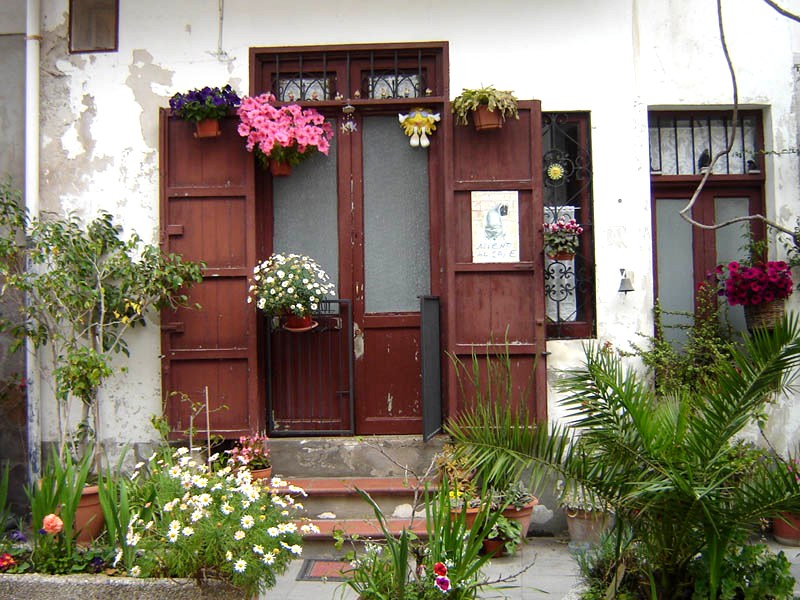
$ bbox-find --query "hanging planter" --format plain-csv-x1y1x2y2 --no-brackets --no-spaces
744,298,786,331
193,118,221,139
269,160,293,177
169,85,241,140
284,313,317,332
452,86,519,131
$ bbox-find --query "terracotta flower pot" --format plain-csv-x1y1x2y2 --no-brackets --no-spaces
501,498,538,537
193,119,221,138
565,509,613,545
547,251,576,261
472,105,504,131
774,511,800,546
75,484,104,543
269,160,293,177
250,466,273,482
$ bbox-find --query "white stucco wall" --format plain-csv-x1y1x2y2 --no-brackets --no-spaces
32,0,800,449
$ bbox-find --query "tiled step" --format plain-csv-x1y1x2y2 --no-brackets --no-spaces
290,476,437,520
303,516,429,540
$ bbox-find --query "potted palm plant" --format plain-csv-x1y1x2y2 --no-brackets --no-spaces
452,85,519,131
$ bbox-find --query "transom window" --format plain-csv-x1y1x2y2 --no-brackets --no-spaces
69,0,118,53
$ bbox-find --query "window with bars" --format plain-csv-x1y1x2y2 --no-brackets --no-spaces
649,109,765,345
542,113,595,339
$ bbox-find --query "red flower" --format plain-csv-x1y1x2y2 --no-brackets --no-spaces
433,562,448,576
0,553,16,571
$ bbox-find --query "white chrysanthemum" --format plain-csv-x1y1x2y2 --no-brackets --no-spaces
190,509,204,523
182,526,194,537
164,500,176,512
175,447,189,456
252,544,265,555
129,565,141,577
262,554,276,565
278,522,297,534
126,531,141,547
234,559,247,573
267,526,280,537
234,530,246,541
178,456,190,467
168,465,182,478
241,515,255,529
195,493,213,507
221,502,234,515
167,530,179,543
192,476,208,488
272,496,287,508
169,520,181,533
288,484,307,496
226,550,233,561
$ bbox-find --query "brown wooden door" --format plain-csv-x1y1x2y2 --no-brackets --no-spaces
444,101,548,422
160,112,262,439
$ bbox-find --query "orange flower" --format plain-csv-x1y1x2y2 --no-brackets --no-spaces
42,513,63,534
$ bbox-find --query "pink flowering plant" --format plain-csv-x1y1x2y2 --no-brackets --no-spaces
543,217,584,257
237,93,334,168
228,433,271,470
715,260,793,307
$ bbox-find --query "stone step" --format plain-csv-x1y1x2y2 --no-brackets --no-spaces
303,517,428,541
291,476,436,520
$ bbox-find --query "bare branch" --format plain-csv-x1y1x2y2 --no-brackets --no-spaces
679,0,739,226
763,0,800,23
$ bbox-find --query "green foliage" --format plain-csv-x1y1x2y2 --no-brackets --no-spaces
451,85,519,126
624,284,737,397
690,543,795,600
485,515,521,555
0,463,11,531
449,317,800,599
341,480,501,600
24,446,93,573
0,179,204,462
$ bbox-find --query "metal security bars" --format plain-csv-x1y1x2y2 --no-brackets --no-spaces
542,113,595,338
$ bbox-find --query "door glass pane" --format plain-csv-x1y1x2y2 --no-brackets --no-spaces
715,197,749,332
273,126,339,290
363,116,430,313
656,198,695,346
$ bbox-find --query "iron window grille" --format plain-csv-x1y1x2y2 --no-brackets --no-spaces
542,112,595,339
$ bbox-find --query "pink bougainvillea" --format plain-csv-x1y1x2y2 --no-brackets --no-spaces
716,260,794,307
237,93,334,168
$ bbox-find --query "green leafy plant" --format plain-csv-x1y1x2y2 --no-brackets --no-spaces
450,317,800,599
341,480,502,600
485,514,521,556
169,85,241,123
0,180,204,466
451,85,519,126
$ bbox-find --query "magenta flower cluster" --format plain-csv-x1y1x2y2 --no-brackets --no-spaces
543,217,584,255
237,93,334,168
716,260,793,307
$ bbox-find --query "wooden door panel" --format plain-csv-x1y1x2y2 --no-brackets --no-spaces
167,119,248,188
358,327,422,434
444,101,547,423
165,359,250,436
165,278,250,350
166,197,248,268
453,271,537,344
161,112,261,439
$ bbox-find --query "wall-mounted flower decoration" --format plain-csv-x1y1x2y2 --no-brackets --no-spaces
398,107,441,148
546,163,565,181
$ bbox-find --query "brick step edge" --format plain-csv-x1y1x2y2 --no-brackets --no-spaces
299,517,429,540
288,476,439,497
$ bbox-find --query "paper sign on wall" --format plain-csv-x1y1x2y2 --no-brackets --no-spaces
470,191,520,263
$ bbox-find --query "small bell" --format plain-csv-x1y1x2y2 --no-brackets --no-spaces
618,269,634,294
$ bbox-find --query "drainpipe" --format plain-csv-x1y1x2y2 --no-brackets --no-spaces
25,0,41,481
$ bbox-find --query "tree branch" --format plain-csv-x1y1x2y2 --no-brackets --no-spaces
763,0,800,23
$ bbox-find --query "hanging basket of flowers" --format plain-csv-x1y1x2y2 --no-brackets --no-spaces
716,259,793,330
543,217,583,260
248,253,336,332
237,93,334,176
169,84,241,138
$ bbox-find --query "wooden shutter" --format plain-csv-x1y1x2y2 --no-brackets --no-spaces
159,112,262,439
444,101,548,421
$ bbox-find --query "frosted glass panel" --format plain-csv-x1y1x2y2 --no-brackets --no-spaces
656,199,695,346
273,126,339,289
715,197,749,332
363,116,430,313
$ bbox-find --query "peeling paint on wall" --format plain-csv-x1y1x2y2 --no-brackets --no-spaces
126,49,173,152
